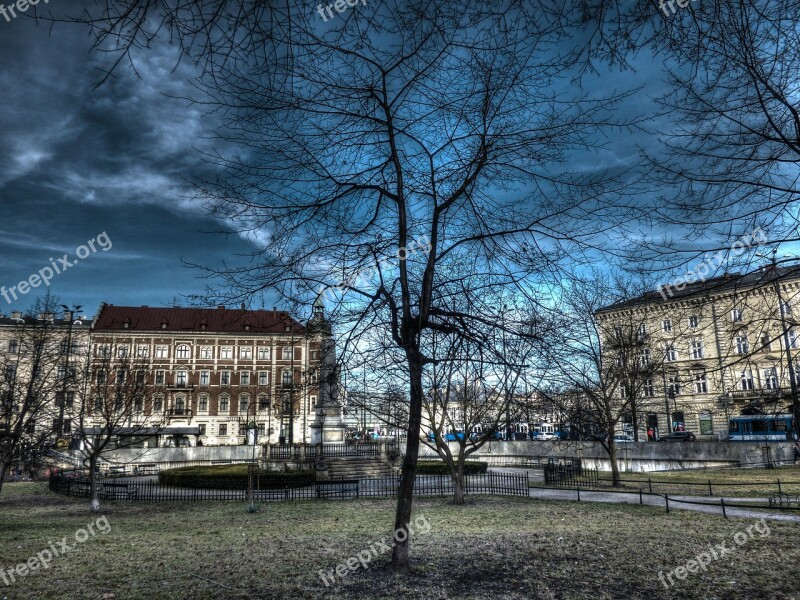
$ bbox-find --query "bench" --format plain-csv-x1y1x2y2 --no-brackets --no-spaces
316,480,359,499
100,482,138,501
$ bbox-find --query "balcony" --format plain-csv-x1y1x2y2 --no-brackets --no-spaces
165,408,193,419
167,383,195,392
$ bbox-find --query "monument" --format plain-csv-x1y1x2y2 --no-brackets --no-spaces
308,295,346,445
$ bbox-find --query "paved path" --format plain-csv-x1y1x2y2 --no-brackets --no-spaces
527,487,800,522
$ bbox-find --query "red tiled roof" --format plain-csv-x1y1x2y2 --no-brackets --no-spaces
93,305,306,334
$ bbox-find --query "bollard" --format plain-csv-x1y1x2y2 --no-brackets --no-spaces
708,479,713,496
648,478,652,493
665,494,670,513
720,498,727,519
778,478,782,495
577,485,581,502
639,488,643,505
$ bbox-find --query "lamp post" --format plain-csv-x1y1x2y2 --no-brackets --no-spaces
57,305,82,440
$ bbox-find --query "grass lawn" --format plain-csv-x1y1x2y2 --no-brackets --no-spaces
0,483,798,599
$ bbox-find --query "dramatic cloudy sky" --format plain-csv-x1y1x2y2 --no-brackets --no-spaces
0,2,679,320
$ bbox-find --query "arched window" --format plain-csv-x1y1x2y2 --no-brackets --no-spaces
219,395,230,413
176,344,191,359
699,411,713,435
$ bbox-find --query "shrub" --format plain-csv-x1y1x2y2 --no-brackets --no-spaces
416,460,488,475
158,465,315,489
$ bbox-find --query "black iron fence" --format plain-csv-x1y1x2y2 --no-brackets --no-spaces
544,459,599,487
49,470,528,502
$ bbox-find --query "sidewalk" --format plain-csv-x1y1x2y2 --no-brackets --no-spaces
527,486,800,522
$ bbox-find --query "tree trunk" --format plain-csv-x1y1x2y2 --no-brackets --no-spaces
89,455,101,512
0,459,10,495
452,460,465,505
390,355,424,574
608,438,621,487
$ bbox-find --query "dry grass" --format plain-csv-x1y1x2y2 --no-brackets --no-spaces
0,483,798,599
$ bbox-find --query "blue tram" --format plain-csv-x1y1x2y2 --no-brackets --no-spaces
728,414,797,441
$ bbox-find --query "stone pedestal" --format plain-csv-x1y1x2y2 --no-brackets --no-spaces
309,402,347,444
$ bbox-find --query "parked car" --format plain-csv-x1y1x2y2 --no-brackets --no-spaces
427,431,465,442
661,431,697,442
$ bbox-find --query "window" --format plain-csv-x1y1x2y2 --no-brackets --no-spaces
198,424,206,436
96,369,107,385
134,395,143,413
135,370,145,384
7,340,18,354
780,301,792,316
239,396,249,412
117,345,129,358
665,344,678,362
94,396,103,412
282,347,294,360
221,370,231,385
136,345,149,357
693,373,708,394
219,396,230,412
219,424,228,436
282,370,292,386
153,395,163,412
200,347,213,359
690,338,704,359
240,346,253,360
198,395,208,412
258,371,269,386
200,371,210,386
763,367,779,390
5,364,16,379
643,378,655,398
639,348,651,366
259,395,269,410
258,347,270,360
116,369,126,384
731,308,743,322
760,333,772,351
240,371,250,385
238,423,247,436
790,329,800,349
637,323,647,339
62,419,71,434
258,423,266,437
735,336,749,355
671,411,685,431
662,319,672,333
176,344,191,359
688,315,699,328
55,392,75,408
155,346,168,358
98,344,111,357
174,397,186,414
221,347,233,359
740,370,754,391
699,411,713,435
667,375,681,396
176,371,187,387
155,370,165,385
33,366,42,380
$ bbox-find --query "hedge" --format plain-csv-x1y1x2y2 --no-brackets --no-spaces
416,460,488,475
158,465,315,489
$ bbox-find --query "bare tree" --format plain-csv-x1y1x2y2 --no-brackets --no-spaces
70,1,638,572
75,343,155,512
0,298,87,494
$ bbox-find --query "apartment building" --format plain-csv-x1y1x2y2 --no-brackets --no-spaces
88,302,329,447
0,310,92,448
596,265,800,440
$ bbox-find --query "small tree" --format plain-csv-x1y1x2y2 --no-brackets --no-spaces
76,343,155,512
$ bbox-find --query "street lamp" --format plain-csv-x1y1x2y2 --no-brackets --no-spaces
57,304,82,439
